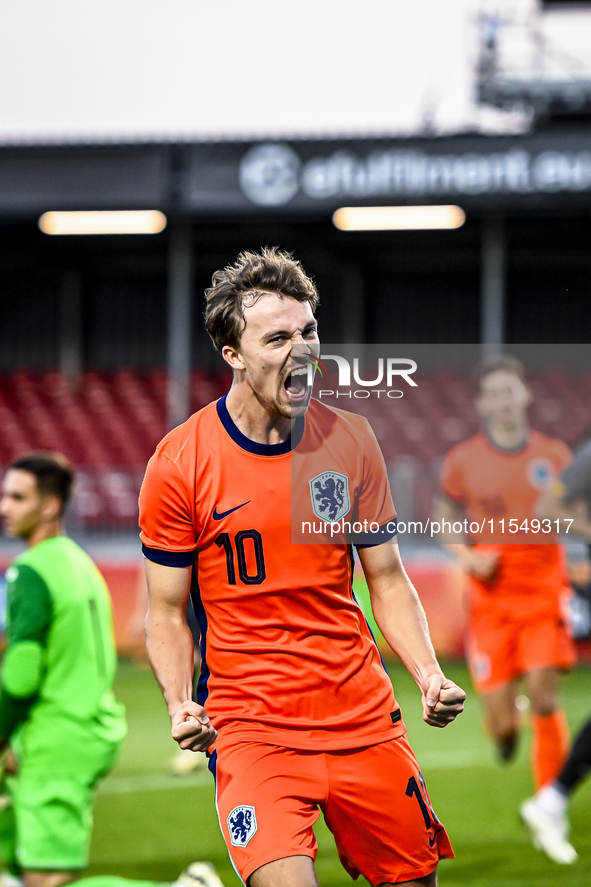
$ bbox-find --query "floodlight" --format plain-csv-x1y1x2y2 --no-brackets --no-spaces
38,210,167,235
332,205,466,231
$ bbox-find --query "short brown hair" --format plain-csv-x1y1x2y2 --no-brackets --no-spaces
472,355,527,395
10,452,74,514
204,247,319,353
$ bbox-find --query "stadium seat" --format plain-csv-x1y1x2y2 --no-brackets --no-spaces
0,366,589,531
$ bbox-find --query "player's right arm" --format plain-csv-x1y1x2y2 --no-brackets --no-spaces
140,446,216,752
433,493,499,579
360,541,466,728
144,560,216,751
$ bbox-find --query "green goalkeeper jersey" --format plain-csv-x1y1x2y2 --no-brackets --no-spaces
0,535,126,770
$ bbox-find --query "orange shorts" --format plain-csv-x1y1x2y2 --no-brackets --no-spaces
211,734,453,885
468,603,576,694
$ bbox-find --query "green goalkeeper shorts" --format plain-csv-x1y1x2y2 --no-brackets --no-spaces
9,773,94,870
7,738,121,871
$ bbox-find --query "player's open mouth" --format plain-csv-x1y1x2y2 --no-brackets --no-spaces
284,367,310,401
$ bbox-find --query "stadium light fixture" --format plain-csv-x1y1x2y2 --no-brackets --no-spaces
38,210,167,235
332,205,466,231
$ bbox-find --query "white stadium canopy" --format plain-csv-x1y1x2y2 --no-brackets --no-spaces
0,0,531,146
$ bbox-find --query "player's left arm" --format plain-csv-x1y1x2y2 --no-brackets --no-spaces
359,541,466,728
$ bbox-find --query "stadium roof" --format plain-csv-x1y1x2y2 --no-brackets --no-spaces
0,0,530,147
2,130,591,220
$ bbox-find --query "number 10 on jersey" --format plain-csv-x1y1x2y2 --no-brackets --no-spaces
215,530,266,585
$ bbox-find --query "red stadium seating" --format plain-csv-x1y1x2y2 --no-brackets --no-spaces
0,366,588,530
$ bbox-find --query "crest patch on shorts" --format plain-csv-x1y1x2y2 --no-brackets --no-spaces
228,805,257,847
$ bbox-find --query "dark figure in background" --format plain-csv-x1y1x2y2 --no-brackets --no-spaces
521,436,591,864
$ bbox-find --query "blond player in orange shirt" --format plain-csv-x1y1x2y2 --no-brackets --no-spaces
140,248,465,887
434,356,575,793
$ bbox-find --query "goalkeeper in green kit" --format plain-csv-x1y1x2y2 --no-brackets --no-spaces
0,453,224,887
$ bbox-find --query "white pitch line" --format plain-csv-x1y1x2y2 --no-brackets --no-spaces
416,749,493,769
97,771,212,795
97,750,490,796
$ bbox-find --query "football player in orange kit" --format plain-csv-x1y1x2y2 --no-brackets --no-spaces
434,355,574,792
140,247,465,887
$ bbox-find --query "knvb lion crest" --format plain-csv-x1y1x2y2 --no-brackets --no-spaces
228,805,257,847
310,471,351,523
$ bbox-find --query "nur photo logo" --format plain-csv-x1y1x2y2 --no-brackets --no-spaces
299,349,418,400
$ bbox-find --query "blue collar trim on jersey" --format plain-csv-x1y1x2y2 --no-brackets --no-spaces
216,394,304,455
483,427,530,455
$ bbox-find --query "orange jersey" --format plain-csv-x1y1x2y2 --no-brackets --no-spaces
439,431,571,608
139,396,400,750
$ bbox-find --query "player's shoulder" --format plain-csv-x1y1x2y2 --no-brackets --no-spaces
153,400,220,465
3,556,51,610
17,536,91,574
4,555,35,587
8,538,66,587
529,429,571,462
308,398,371,435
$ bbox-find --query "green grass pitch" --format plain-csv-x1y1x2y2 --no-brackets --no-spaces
88,659,591,887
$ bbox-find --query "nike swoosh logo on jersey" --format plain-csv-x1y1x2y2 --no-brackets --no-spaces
429,827,444,848
212,501,251,521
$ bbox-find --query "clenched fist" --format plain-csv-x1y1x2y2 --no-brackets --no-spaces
171,700,218,751
421,675,466,728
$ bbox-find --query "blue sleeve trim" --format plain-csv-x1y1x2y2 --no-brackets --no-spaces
355,519,398,548
141,545,197,567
